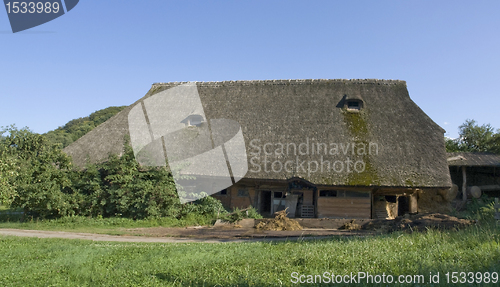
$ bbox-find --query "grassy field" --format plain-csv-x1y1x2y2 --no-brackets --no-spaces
0,206,216,235
0,223,499,286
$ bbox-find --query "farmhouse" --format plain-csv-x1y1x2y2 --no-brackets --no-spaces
64,79,452,219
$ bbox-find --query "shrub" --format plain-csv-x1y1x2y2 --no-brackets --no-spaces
462,195,497,222
1,126,229,222
72,144,183,219
222,206,263,223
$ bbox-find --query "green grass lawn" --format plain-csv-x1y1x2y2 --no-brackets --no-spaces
0,223,499,286
0,206,216,235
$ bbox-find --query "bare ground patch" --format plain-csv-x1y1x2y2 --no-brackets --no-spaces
362,213,475,232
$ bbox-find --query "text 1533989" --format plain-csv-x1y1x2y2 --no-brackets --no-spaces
5,2,60,14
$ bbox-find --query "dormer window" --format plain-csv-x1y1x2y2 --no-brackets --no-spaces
346,100,363,111
347,101,360,110
181,114,205,127
337,94,365,112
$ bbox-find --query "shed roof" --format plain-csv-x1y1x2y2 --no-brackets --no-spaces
447,152,500,167
64,79,451,188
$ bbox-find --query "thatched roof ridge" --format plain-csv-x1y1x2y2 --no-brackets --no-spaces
152,78,406,87
64,79,451,188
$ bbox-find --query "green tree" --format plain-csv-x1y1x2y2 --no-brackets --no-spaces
0,126,19,204
446,119,500,154
458,119,495,152
1,126,75,217
445,137,462,152
487,133,500,154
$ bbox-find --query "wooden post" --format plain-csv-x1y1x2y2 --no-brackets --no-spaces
462,166,467,202
409,192,418,214
371,191,375,219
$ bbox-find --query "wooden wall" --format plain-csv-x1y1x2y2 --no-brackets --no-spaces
317,197,371,218
211,192,231,210
212,186,257,211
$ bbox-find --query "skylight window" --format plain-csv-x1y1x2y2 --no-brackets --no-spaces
181,114,204,127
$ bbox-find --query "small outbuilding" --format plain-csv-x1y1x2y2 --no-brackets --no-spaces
447,152,500,199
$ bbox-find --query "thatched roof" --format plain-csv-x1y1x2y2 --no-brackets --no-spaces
64,79,451,188
447,152,500,167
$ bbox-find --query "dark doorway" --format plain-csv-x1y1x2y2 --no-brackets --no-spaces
385,195,397,203
261,191,271,213
398,196,409,216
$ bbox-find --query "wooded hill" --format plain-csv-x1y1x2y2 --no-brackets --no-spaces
44,106,126,148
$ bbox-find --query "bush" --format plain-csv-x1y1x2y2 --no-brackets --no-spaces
222,206,263,223
462,195,497,222
186,195,228,217
1,126,229,222
246,206,263,219
68,144,183,219
66,143,228,221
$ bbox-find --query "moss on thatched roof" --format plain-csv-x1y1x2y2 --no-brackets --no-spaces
64,79,451,188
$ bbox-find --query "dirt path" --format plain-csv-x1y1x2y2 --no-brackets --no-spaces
0,228,371,243
0,213,471,243
0,229,251,243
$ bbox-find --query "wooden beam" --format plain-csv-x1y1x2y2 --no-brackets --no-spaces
462,166,467,202
477,185,500,192
409,192,418,214
371,191,375,219
315,189,319,218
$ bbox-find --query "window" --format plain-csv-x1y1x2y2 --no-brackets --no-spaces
237,188,249,197
319,190,337,197
344,191,370,198
320,190,369,197
217,189,227,196
346,100,363,111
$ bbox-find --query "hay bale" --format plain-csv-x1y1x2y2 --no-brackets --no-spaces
418,189,452,214
432,195,443,203
386,202,398,219
467,186,482,199
438,184,458,202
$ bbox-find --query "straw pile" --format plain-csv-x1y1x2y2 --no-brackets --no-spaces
255,209,303,231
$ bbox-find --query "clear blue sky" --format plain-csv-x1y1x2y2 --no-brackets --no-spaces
1,1,499,138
